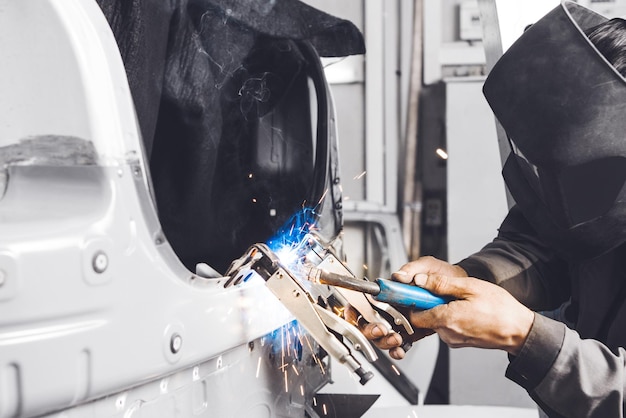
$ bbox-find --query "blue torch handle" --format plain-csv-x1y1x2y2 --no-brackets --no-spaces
373,278,449,310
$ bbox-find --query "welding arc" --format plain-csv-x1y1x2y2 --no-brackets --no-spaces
309,269,380,295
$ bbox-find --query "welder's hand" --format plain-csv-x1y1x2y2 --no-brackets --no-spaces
359,321,435,360
345,304,432,360
406,273,534,355
361,256,470,360
344,305,416,359
391,256,467,285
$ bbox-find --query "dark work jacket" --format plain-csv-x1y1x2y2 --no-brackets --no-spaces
457,205,626,418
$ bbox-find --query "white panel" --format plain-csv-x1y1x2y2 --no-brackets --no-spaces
446,81,508,263
382,0,399,211
495,0,560,53
446,80,533,408
364,0,386,206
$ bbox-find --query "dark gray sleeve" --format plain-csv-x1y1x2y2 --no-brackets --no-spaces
456,206,570,311
506,313,626,418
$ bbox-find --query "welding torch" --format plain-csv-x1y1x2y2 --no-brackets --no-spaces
308,268,450,310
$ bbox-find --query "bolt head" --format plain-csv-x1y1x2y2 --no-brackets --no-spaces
170,334,183,353
92,252,108,273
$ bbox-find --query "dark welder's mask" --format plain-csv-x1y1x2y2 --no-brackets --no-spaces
483,1,626,260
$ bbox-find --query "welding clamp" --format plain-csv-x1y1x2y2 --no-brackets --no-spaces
224,242,378,385
224,232,448,384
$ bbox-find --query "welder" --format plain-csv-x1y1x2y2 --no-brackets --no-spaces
365,3,626,417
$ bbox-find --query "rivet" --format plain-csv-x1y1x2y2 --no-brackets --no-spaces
170,333,183,354
92,252,108,273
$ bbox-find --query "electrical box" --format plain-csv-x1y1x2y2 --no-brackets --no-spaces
460,0,482,41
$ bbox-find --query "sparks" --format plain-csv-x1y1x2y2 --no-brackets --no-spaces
281,327,285,371
332,305,345,317
256,356,262,378
354,171,366,180
303,334,314,353
284,370,289,393
262,210,334,383
391,364,401,376
436,147,448,160
315,356,326,375
317,188,329,205
285,326,291,347
266,208,317,257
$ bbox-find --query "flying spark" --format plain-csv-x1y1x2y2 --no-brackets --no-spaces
256,356,262,378
317,188,329,205
391,364,401,376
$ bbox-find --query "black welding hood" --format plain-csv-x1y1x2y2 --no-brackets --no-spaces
483,1,626,260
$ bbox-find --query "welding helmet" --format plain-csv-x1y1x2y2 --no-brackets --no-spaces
483,1,626,259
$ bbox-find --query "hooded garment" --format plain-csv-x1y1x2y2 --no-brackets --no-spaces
483,0,626,261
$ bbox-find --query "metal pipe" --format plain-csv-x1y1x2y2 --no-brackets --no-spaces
308,268,380,296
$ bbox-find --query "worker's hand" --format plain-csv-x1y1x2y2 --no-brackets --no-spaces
359,322,435,360
391,256,468,285
359,256,469,360
406,273,534,355
345,304,433,360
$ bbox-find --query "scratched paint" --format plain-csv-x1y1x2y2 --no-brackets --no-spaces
0,135,97,199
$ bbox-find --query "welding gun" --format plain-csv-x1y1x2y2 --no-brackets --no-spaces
308,268,449,310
